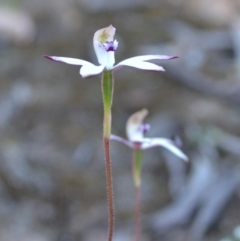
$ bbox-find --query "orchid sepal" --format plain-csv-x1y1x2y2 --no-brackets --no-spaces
111,135,188,161
113,55,178,71
141,138,188,161
93,25,117,69
110,135,135,148
43,55,105,78
43,55,92,66
126,109,149,142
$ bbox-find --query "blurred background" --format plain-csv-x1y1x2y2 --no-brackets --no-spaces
0,0,240,240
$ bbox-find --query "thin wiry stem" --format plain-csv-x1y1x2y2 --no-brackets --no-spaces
103,137,114,241
134,185,141,241
132,148,143,241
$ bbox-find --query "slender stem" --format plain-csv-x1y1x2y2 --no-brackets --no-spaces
134,185,141,241
101,70,114,241
104,137,114,241
102,70,113,138
132,148,143,241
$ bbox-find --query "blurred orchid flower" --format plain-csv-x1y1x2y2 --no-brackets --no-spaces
44,25,178,78
111,109,188,161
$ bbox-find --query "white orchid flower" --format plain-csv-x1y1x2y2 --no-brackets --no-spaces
44,25,178,78
111,109,188,161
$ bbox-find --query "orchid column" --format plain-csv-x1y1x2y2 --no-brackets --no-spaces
44,25,178,241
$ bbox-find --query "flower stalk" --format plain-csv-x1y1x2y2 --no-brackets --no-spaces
102,70,114,241
133,148,142,188
102,70,114,138
133,148,143,241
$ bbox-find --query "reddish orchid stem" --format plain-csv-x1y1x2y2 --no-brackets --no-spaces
104,137,114,241
134,185,141,241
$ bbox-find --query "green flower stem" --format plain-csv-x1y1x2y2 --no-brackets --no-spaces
101,70,114,241
133,148,143,241
102,70,113,138
133,148,142,188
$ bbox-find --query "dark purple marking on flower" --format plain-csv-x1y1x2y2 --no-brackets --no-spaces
138,124,151,135
43,55,54,61
102,40,118,52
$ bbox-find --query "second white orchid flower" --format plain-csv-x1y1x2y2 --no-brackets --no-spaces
44,25,177,78
111,109,188,161
111,109,188,241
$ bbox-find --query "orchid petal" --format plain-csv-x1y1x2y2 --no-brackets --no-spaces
141,138,188,161
93,25,116,68
110,135,135,148
113,55,178,70
114,61,165,71
80,64,105,78
44,55,104,78
44,56,93,66
126,109,148,142
118,55,178,63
